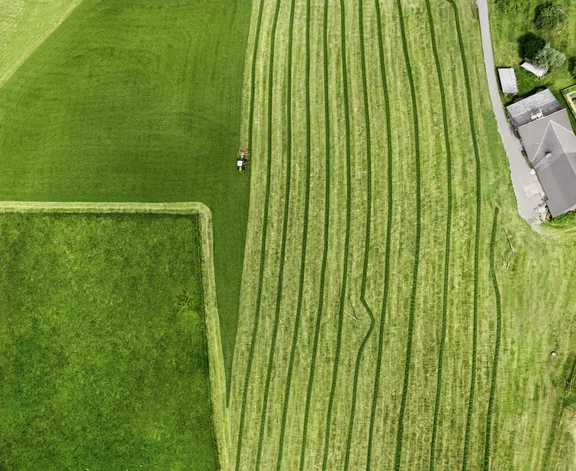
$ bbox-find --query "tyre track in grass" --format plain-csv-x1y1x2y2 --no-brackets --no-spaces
366,0,394,466
234,0,283,469
253,0,296,466
321,0,353,466
343,0,375,467
442,2,482,470
393,0,423,468
298,0,331,466
424,0,453,469
275,0,311,467
483,208,501,471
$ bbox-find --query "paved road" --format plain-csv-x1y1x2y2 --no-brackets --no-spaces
476,0,544,222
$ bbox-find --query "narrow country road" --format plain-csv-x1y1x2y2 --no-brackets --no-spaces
476,0,544,222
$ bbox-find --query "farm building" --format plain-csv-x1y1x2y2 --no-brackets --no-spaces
521,61,547,79
507,89,576,217
498,68,518,95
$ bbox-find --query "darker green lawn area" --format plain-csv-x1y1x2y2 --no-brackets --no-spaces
0,0,251,382
490,0,576,122
0,212,218,470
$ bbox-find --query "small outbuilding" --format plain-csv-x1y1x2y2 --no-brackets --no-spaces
521,61,548,79
498,68,518,95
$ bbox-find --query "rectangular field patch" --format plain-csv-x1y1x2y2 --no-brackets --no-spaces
0,210,219,470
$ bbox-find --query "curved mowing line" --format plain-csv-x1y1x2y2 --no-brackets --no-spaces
298,0,332,467
343,0,375,468
321,0,353,467
234,0,283,469
393,0,423,469
254,0,296,467
366,0,394,466
424,0,453,469
275,0,312,467
483,208,501,471
441,2,482,470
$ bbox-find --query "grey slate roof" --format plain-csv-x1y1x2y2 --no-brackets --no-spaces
507,90,576,217
521,61,548,79
498,68,518,95
507,89,564,127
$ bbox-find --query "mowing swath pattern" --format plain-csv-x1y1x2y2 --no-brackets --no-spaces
366,0,394,465
234,0,282,468
343,0,375,467
425,0,454,468
393,0,423,467
275,0,312,466
483,208,501,471
321,0,353,466
253,0,296,466
443,1,483,470
298,0,332,466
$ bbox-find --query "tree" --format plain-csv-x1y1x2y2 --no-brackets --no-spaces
534,2,566,30
520,34,546,61
495,0,528,13
534,44,566,69
572,63,576,79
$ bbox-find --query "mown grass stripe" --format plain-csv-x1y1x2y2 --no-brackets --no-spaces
483,208,501,471
298,0,331,466
442,2,483,470
366,0,394,466
343,0,375,467
254,0,296,466
275,0,312,467
234,0,283,468
393,0,423,468
321,0,353,466
424,0,453,469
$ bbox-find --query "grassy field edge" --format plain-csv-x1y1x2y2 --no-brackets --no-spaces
0,201,231,471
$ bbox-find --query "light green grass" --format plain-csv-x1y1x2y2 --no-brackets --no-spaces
230,0,576,469
0,0,252,380
0,210,218,470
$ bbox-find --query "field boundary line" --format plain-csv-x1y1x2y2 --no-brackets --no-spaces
393,0,423,467
0,0,84,89
234,0,283,468
275,0,312,466
321,0,353,466
254,0,296,466
0,200,230,470
298,0,332,465
424,0,454,469
483,208,501,471
366,0,394,466
343,0,375,467
442,2,483,470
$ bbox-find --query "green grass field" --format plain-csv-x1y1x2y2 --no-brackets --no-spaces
229,0,576,469
0,0,252,379
489,0,576,104
0,210,218,470
3,0,576,469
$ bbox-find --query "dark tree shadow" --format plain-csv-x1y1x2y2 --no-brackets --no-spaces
518,32,546,61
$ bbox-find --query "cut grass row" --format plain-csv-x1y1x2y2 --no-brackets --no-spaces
233,0,281,468
393,0,423,465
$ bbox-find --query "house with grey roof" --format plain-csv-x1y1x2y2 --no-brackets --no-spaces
507,89,576,217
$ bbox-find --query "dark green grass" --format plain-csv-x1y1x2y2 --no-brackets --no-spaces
0,0,251,381
0,212,218,470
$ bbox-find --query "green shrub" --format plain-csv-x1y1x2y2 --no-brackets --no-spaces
522,35,546,61
534,2,566,30
534,44,566,69
495,0,528,13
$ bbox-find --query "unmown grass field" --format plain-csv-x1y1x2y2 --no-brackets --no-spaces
230,0,576,469
0,0,252,379
0,211,218,470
